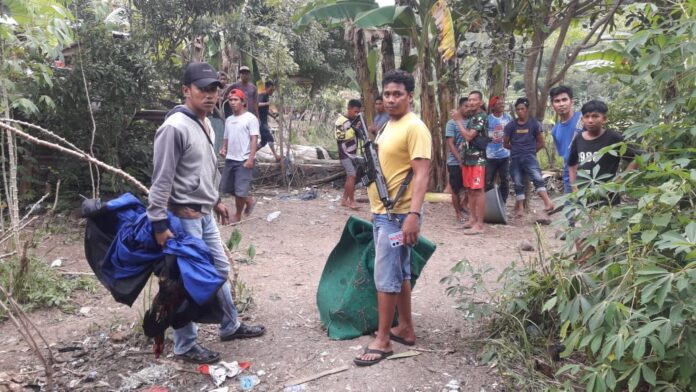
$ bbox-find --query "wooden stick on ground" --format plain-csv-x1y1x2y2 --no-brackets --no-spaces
282,365,350,389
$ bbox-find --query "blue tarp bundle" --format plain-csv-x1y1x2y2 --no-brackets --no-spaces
89,193,224,306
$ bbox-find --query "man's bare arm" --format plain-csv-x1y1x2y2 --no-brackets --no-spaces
402,158,430,246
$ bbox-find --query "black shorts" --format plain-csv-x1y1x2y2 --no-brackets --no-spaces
259,124,274,148
448,164,463,193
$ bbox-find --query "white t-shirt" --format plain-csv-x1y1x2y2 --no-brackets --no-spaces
224,111,260,161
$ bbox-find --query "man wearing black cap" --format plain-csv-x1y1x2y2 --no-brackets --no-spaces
228,65,258,118
147,62,265,364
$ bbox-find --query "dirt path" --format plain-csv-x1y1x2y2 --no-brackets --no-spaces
0,186,561,391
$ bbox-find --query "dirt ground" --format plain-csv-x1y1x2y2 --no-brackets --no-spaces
0,185,563,392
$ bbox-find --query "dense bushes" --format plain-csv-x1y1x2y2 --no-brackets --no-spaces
444,3,696,391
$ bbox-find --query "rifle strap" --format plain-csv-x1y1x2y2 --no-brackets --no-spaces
392,170,414,207
374,121,412,210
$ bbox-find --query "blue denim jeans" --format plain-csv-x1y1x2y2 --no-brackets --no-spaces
173,214,240,354
563,164,572,194
372,213,412,293
510,155,547,201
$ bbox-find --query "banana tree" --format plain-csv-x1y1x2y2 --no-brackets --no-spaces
294,0,381,123
353,0,457,190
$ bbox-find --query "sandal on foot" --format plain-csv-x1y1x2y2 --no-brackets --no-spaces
390,333,415,346
353,348,393,367
175,343,220,364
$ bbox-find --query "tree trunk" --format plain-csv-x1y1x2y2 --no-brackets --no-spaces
523,29,545,118
352,27,377,124
435,59,455,191
381,30,395,75
419,48,444,191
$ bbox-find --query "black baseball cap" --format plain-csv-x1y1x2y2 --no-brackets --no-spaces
183,62,224,89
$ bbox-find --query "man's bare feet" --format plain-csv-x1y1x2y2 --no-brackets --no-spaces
463,225,484,235
390,325,416,345
543,204,556,213
462,220,475,229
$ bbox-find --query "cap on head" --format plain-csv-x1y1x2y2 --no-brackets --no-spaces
229,88,246,101
183,62,224,89
239,65,251,73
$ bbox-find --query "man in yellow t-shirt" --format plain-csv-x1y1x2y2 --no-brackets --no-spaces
335,99,362,209
354,70,432,367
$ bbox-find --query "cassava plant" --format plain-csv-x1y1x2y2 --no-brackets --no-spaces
445,2,696,391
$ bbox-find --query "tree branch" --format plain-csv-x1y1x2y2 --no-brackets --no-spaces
548,0,623,87
0,121,149,194
543,1,577,92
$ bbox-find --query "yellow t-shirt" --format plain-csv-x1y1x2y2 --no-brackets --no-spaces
334,114,356,141
368,112,432,214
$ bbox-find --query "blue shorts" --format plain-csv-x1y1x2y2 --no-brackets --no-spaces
372,213,412,293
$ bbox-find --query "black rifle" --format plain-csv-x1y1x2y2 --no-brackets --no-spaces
345,113,412,219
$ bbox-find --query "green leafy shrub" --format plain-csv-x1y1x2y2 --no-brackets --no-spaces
445,3,696,391
0,257,95,318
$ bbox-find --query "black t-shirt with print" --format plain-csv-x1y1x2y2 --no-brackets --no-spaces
568,129,638,205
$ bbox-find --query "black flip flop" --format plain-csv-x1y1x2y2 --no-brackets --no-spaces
390,333,416,346
174,343,220,364
546,205,564,215
353,348,393,367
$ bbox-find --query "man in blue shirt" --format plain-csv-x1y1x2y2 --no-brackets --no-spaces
445,97,470,221
549,86,583,194
485,96,512,203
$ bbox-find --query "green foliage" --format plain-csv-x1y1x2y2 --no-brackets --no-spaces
0,256,96,318
447,3,696,390
28,2,157,195
294,0,378,30
227,228,242,251
234,279,255,314
0,0,73,115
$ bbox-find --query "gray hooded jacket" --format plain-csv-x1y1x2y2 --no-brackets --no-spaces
147,105,220,232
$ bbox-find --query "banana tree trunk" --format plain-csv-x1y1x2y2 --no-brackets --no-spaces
435,59,455,191
419,48,445,191
351,27,376,124
381,30,395,74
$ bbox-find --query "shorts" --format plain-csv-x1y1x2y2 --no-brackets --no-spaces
448,164,463,193
259,124,274,148
372,213,412,293
340,158,357,177
462,165,485,190
220,159,253,197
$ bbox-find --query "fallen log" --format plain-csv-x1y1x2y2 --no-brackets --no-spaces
305,171,346,186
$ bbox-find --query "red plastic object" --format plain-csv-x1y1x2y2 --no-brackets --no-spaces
197,364,210,375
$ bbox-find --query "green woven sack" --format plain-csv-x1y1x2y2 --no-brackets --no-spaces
316,216,436,340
